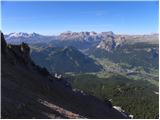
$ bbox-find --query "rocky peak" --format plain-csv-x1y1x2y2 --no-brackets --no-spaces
60,31,72,36
97,40,116,52
101,31,115,37
96,33,127,52
1,32,7,52
97,34,116,52
58,31,101,42
30,32,40,37
90,31,97,35
20,42,30,54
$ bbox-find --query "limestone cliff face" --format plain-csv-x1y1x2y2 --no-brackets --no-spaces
1,32,129,119
97,35,116,52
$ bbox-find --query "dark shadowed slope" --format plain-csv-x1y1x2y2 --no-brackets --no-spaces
1,32,129,119
30,45,102,73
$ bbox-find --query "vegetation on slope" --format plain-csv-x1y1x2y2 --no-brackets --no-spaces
87,42,158,71
30,45,102,73
65,73,159,119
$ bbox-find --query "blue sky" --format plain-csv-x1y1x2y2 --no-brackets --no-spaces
1,1,159,35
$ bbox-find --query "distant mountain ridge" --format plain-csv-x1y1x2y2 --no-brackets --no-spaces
31,45,102,73
5,31,158,48
6,32,40,38
5,32,56,44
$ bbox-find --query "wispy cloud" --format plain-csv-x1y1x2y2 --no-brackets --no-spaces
80,10,108,16
2,14,60,21
69,24,111,28
2,16,38,20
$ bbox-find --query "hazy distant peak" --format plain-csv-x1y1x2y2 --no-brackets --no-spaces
101,31,115,36
8,32,29,38
6,32,41,38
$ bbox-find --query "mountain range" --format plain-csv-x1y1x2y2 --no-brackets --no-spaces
5,31,158,50
5,31,159,74
1,32,129,118
5,31,158,44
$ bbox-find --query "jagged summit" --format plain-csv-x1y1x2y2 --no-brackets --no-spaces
58,31,102,42
101,31,115,36
5,32,41,39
